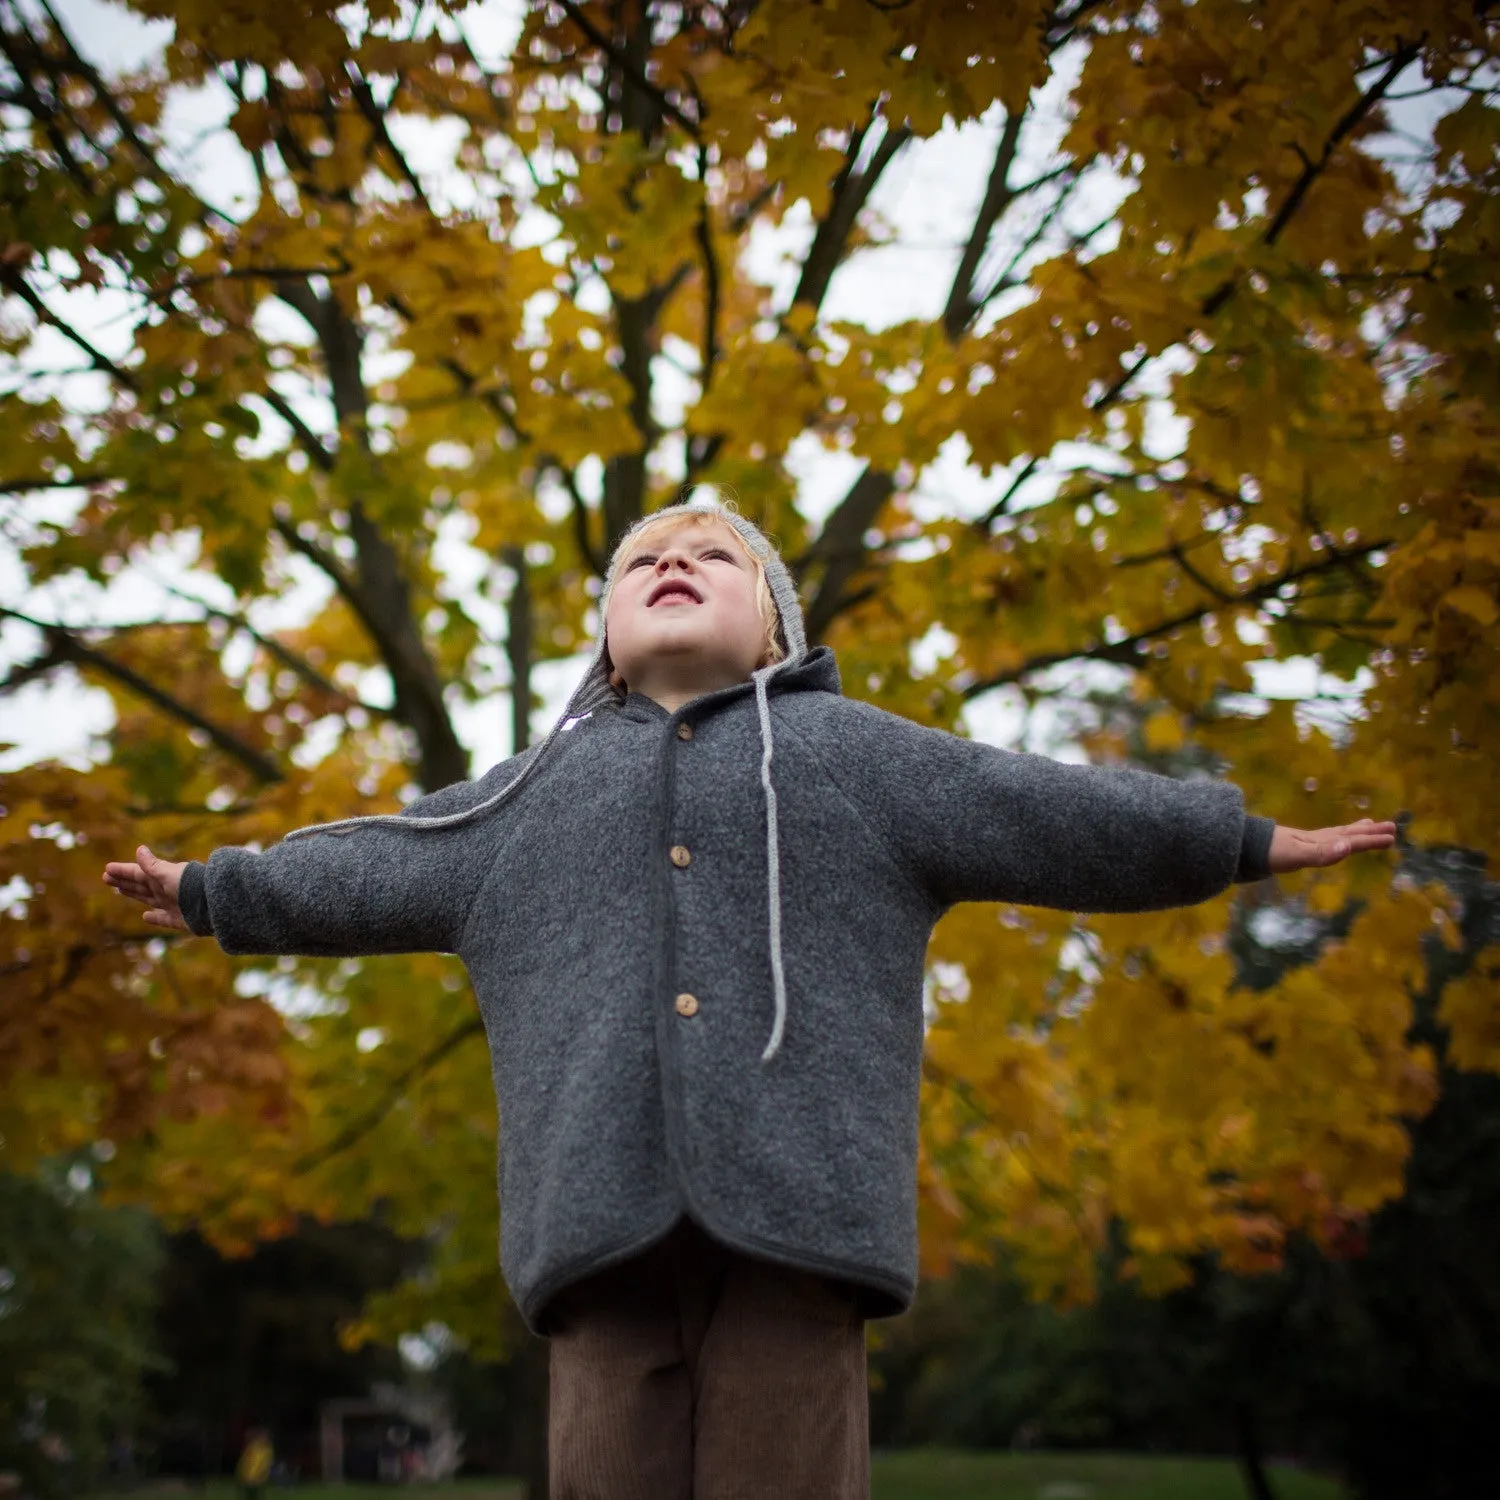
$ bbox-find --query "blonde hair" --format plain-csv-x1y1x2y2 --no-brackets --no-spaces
607,498,787,677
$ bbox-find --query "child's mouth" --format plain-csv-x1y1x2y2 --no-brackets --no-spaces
647,581,703,606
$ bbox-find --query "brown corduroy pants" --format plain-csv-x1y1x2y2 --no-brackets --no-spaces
546,1217,870,1499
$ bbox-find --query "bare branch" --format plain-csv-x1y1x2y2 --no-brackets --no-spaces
270,513,466,791
143,261,355,307
145,573,378,712
685,136,725,483
272,279,368,429
971,172,1095,317
978,457,1040,531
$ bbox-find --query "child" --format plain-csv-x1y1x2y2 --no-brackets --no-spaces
105,495,1395,1498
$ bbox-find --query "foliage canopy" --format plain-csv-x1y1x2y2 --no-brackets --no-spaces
1,0,1497,1348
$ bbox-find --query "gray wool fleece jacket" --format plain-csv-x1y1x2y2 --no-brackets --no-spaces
180,646,1273,1330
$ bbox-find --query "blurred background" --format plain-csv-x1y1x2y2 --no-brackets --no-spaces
2,1,1497,1497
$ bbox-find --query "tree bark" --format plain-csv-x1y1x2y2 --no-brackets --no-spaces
519,1329,550,1500
347,502,470,792
1234,1403,1281,1500
503,547,533,755
800,468,896,643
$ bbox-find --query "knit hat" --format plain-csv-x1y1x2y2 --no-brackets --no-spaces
285,495,810,1061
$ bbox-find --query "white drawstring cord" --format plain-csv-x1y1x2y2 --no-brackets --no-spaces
752,666,789,1063
281,660,617,844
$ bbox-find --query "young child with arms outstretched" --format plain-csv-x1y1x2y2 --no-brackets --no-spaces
105,496,1395,1500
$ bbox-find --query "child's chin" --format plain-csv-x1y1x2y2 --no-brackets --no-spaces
645,616,713,642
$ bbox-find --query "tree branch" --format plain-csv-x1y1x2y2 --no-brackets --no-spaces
971,171,1092,320
144,261,355,308
0,267,139,392
292,1016,486,1175
501,546,533,755
0,473,111,493
269,514,467,789
555,0,702,140
1264,38,1423,248
272,279,368,430
554,460,607,577
942,108,1026,341
986,38,1426,493
148,574,379,712
5,17,467,806
34,0,171,177
960,539,1393,697
602,285,668,546
799,468,897,642
792,109,912,314
0,609,284,783
345,63,434,214
694,140,721,395
256,387,336,471
0,637,70,695
685,139,725,483
0,16,93,192
1044,0,1118,49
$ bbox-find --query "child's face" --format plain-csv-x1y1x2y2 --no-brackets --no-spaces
605,517,768,696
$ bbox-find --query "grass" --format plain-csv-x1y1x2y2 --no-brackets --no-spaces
138,1454,1348,1500
870,1449,1348,1499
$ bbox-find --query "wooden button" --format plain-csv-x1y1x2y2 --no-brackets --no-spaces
670,844,692,868
674,992,699,1018
676,722,694,741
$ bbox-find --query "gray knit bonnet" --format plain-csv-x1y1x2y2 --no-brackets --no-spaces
285,494,810,1062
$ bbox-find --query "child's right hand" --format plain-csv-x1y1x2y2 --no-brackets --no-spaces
103,845,189,931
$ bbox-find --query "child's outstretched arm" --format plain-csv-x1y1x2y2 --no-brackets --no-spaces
101,756,532,957
827,700,1395,914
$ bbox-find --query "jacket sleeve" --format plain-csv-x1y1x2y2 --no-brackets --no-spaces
182,758,528,958
831,699,1261,914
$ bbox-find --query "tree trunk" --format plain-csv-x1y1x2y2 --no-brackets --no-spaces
503,546,533,754
519,1329,549,1500
1235,1403,1281,1500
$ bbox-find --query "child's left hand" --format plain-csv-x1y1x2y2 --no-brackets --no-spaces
1268,818,1398,873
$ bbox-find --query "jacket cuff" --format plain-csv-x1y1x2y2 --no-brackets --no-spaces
1234,815,1276,883
178,860,214,936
